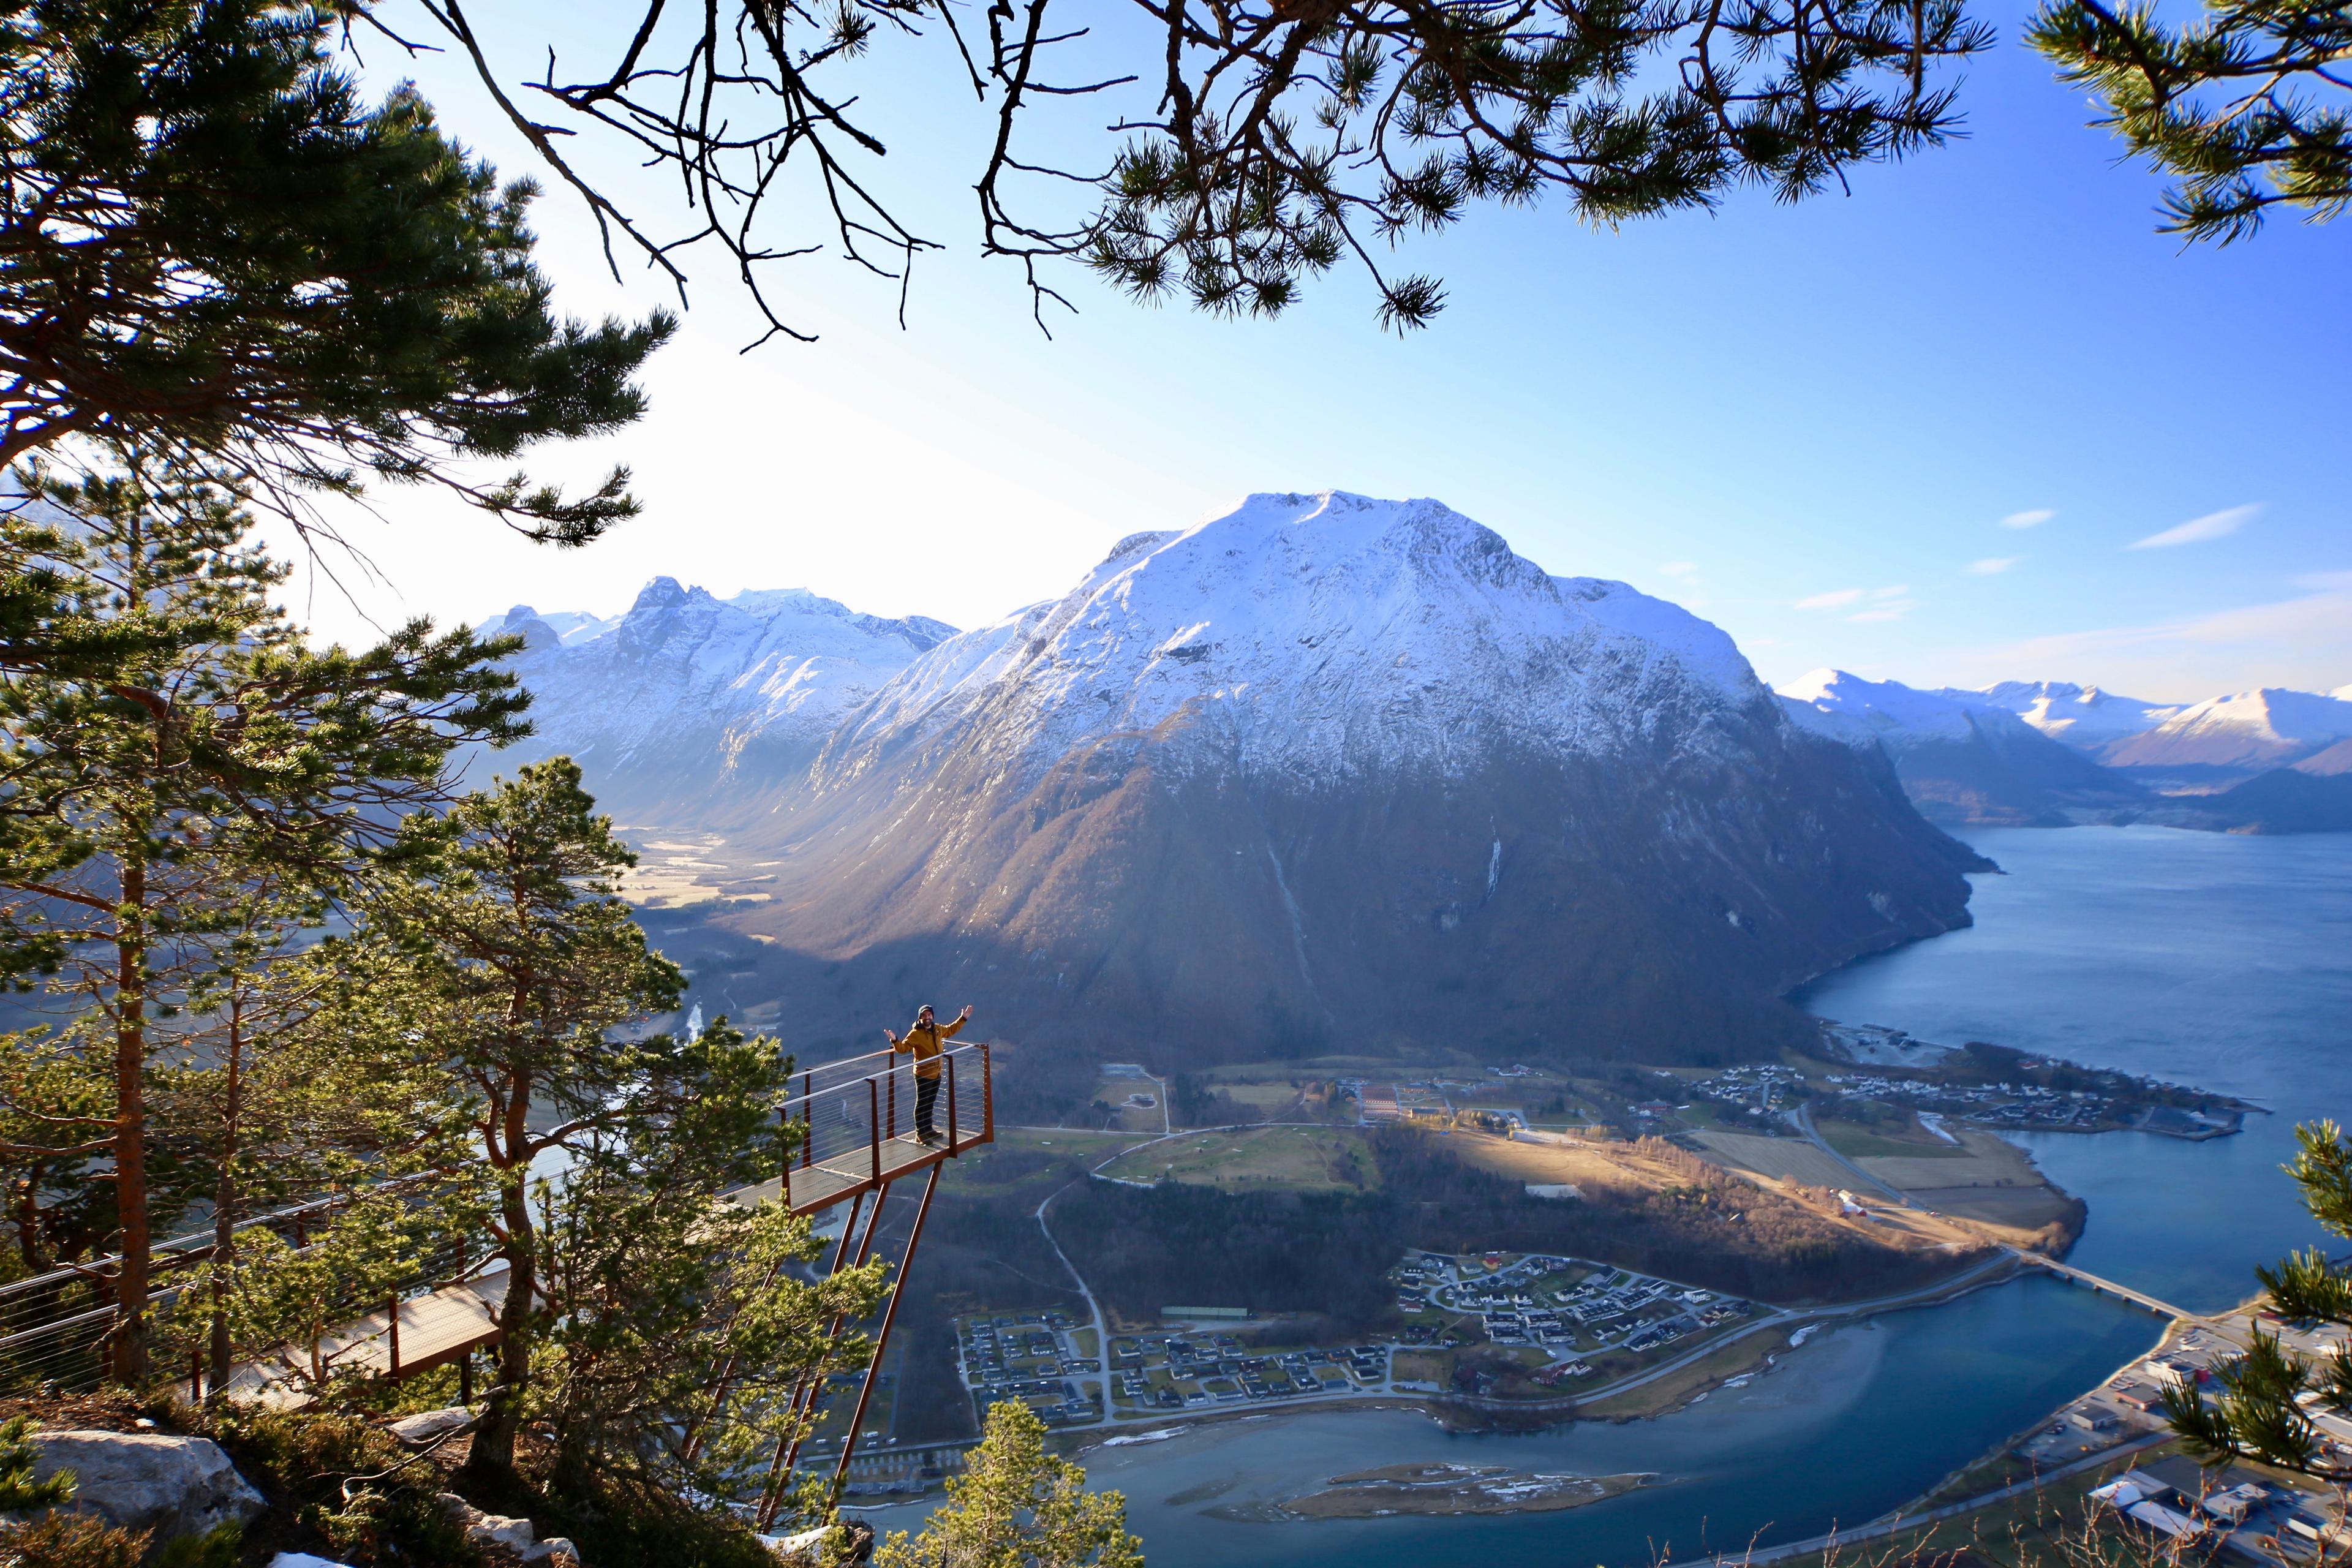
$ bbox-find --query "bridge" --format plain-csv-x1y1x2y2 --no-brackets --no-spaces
2016,1253,2203,1322
0,1041,993,1522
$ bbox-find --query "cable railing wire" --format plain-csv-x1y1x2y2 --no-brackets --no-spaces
2,1042,993,1393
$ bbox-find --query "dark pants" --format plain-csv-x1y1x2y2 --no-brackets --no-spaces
915,1075,941,1139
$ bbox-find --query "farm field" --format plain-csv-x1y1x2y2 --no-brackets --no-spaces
1099,1125,1378,1191
1687,1130,1856,1188
1852,1127,2045,1193
1815,1117,1973,1160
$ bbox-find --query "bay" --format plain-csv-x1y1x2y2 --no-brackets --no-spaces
1798,826,2352,1313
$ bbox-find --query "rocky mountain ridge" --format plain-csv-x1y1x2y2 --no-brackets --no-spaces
1779,671,2352,831
1776,671,2149,826
469,581,955,823
695,492,1983,1065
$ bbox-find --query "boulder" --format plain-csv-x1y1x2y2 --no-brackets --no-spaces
386,1407,475,1446
29,1431,264,1544
763,1520,874,1564
437,1492,581,1565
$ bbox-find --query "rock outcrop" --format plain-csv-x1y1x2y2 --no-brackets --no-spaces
27,1430,265,1545
439,1492,581,1565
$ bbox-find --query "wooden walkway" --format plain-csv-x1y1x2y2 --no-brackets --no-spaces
214,1043,994,1404
221,1270,511,1405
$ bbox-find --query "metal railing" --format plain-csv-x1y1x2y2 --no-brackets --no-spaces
0,1041,995,1393
775,1042,992,1211
0,1173,450,1395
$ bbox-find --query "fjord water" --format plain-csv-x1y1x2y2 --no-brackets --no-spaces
1800,825,2352,1313
1082,1280,2157,1568
876,827,2351,1566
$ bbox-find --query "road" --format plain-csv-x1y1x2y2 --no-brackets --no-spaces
1783,1106,2206,1323
1035,1182,1117,1417
1786,1104,1915,1207
1659,1430,2173,1568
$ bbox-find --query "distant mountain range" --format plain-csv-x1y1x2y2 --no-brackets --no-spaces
475,582,954,823
472,491,2345,1065
1776,675,2352,831
477,492,1991,1065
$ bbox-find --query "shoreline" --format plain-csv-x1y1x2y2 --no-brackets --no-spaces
1057,1251,2031,1463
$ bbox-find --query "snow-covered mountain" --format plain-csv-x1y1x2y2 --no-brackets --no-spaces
1776,671,2147,826
471,580,956,822
1773,670,2352,832
1970,680,2181,753
821,496,1773,788
2102,687,2352,772
723,492,1980,1064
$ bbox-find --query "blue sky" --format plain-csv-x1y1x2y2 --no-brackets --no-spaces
287,1,2351,704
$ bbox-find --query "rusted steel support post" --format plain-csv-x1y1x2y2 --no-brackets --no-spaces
801,1072,815,1170
946,1052,959,1148
682,1182,864,1466
982,1042,993,1142
386,1296,400,1378
870,1077,881,1185
756,1185,892,1529
831,1161,943,1498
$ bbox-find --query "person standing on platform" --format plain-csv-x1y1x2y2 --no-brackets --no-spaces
884,1003,972,1147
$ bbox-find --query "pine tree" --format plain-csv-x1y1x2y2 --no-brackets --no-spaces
2029,0,2352,244
2168,1120,2352,1478
0,1413,73,1511
0,451,521,1381
534,1017,888,1499
351,759,688,1479
0,1,671,541
154,894,473,1396
873,1400,1142,1568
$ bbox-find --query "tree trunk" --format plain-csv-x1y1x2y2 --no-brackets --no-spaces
208,996,243,1398
110,853,149,1385
464,1074,536,1479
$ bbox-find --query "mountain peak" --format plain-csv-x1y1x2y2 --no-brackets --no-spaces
632,576,691,612
828,491,1766,788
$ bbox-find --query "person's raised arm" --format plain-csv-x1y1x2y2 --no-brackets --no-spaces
940,1005,973,1041
884,1027,904,1053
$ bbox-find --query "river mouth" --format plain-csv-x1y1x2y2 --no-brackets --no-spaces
854,1273,2163,1566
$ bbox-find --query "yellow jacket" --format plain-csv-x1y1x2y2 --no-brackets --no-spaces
894,1015,964,1080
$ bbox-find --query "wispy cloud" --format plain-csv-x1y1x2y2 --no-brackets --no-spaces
1967,557,2021,575
1659,561,1698,578
2128,503,2261,549
1849,596,1918,623
2002,510,2056,529
1956,581,2352,695
1872,586,1910,600
1796,588,1865,610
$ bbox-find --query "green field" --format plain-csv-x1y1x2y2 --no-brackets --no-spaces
1817,1117,1972,1159
1099,1125,1379,1191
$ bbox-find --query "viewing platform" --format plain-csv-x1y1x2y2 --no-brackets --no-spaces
723,1040,994,1215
